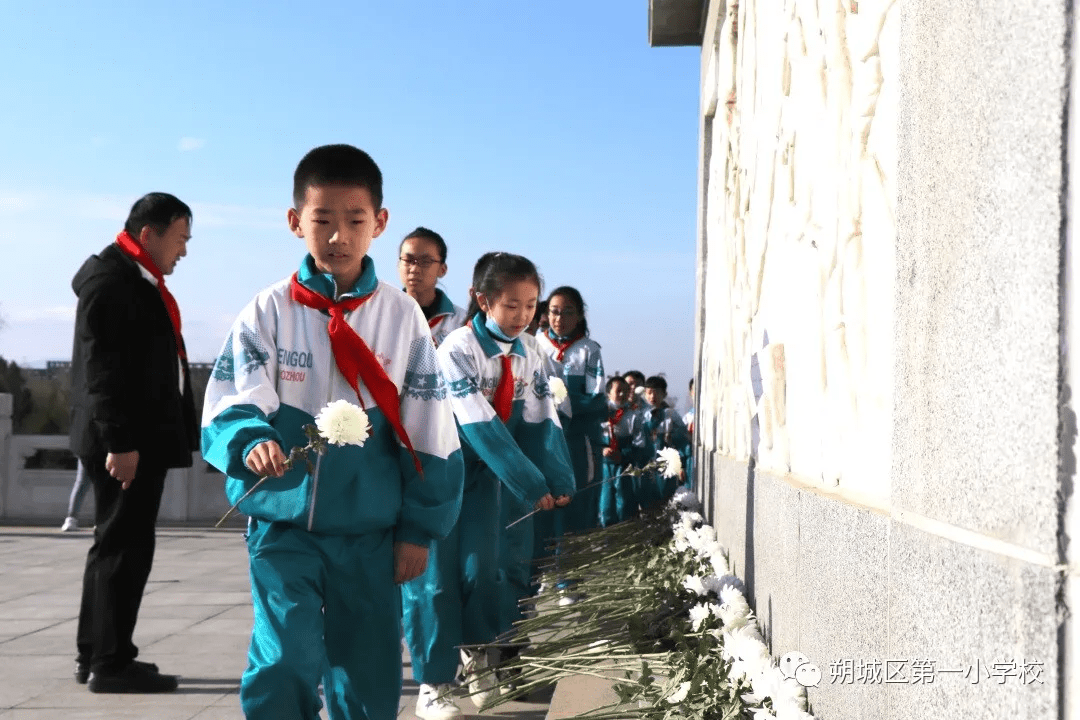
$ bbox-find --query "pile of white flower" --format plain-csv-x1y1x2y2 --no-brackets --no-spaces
474,453,816,720
666,487,815,720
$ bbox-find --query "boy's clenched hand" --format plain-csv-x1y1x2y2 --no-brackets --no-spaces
246,441,288,478
394,542,429,584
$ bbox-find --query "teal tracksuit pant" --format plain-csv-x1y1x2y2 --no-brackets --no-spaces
401,469,532,684
241,520,402,720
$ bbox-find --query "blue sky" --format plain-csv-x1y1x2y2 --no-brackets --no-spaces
0,2,700,407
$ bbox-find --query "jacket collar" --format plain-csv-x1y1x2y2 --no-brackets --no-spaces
471,313,525,359
297,254,378,300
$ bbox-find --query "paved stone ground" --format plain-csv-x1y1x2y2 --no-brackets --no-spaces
0,526,552,720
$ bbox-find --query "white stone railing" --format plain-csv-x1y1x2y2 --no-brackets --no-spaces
0,393,238,525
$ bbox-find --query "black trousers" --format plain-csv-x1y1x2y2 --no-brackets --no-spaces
75,453,167,672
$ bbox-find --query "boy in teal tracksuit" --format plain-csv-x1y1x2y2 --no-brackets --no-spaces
202,145,463,720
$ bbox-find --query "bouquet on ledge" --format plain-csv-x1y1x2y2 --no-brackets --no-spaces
469,452,816,720
216,400,371,527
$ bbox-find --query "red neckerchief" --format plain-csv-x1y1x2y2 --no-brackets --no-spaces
428,313,450,329
115,230,186,359
607,406,626,452
546,329,585,362
492,355,514,422
289,274,423,477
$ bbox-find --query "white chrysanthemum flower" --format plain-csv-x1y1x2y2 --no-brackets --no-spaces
701,574,724,595
657,447,683,478
683,575,707,596
314,400,371,446
548,376,569,404
693,524,717,548
719,586,752,630
679,510,704,529
689,602,716,631
723,625,770,681
751,710,777,720
774,705,814,720
670,487,699,511
672,526,693,554
710,552,732,577
666,681,692,704
744,666,797,706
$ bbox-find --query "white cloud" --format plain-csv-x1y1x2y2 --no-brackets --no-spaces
178,137,206,152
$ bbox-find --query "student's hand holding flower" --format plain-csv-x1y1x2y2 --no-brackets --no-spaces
554,495,571,507
246,441,288,478
394,541,429,584
534,493,555,511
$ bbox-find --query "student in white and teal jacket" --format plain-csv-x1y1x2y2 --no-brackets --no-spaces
400,252,574,713
598,375,654,527
202,145,463,720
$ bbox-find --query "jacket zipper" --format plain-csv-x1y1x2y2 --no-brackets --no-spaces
308,315,338,531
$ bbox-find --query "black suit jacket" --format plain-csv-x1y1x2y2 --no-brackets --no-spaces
69,244,198,468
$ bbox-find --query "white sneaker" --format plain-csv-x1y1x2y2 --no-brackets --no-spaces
60,516,78,532
460,648,497,709
557,592,582,607
416,684,462,720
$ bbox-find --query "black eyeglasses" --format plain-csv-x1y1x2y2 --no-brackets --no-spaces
399,255,441,269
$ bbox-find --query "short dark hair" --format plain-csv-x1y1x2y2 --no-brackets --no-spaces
606,375,628,393
466,252,543,320
623,370,645,385
293,144,383,210
645,375,668,392
546,286,589,336
400,227,448,263
124,193,191,237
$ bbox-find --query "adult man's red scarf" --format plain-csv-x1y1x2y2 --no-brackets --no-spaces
289,274,424,477
547,329,584,362
115,230,186,359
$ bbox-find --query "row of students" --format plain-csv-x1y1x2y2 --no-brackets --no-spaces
200,144,603,720
598,373,693,527
201,143,689,720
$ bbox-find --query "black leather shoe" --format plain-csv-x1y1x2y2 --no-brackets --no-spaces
76,659,159,684
87,662,178,693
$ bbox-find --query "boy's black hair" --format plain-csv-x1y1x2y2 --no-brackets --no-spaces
623,370,646,385
546,286,589,336
465,252,543,320
400,227,448,263
124,192,192,237
645,375,668,392
606,375,628,393
293,144,383,210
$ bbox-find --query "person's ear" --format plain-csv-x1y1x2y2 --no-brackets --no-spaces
437,262,448,279
476,292,490,313
371,207,390,238
137,225,154,248
287,208,303,238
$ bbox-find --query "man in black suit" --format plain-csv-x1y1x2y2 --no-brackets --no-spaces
69,192,198,693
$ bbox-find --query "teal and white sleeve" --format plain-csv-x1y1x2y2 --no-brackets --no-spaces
200,298,283,499
517,367,576,498
437,342,550,506
397,319,465,547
